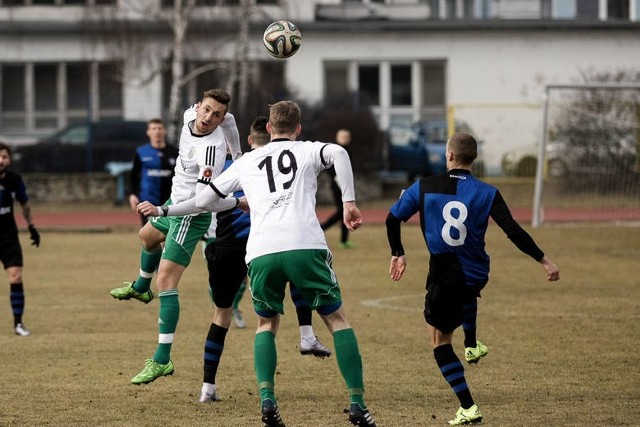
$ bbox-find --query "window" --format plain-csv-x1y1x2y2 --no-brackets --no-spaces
391,64,412,106
607,0,629,20
358,65,379,107
422,62,445,107
1,65,25,131
576,0,598,19
324,62,348,101
34,64,58,129
0,61,122,134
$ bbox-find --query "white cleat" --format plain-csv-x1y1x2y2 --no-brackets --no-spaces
300,336,331,358
14,323,31,337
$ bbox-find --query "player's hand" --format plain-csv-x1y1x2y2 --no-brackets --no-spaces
129,194,140,211
343,202,363,231
137,201,160,217
540,256,560,282
28,224,40,247
237,196,250,213
389,255,406,281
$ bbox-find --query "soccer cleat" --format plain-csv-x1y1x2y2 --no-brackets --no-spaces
300,336,331,358
130,359,174,385
348,403,377,427
448,404,483,425
14,323,31,337
198,386,220,403
340,241,356,249
233,309,246,329
110,282,153,304
464,341,488,364
261,399,286,427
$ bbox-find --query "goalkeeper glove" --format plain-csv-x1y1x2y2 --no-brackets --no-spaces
28,224,40,247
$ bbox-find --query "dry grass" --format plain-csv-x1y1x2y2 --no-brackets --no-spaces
0,223,638,426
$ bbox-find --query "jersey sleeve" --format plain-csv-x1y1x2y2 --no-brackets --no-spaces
319,143,356,201
220,113,242,160
15,175,29,204
389,182,420,222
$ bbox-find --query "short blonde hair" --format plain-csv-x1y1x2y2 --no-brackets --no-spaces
447,132,477,165
268,100,300,134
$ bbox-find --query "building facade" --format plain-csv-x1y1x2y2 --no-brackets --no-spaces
0,0,638,173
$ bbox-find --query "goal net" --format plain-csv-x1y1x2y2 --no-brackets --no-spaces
532,83,640,227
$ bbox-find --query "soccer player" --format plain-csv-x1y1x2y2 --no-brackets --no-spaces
128,118,178,226
110,89,243,385
197,116,331,404
320,128,355,249
385,132,560,425
137,101,376,427
0,142,40,337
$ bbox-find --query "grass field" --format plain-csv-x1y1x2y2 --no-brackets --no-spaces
0,222,639,426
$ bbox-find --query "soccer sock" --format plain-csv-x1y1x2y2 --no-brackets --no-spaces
462,299,478,348
203,323,228,384
132,247,162,293
434,344,474,409
233,280,247,310
333,328,366,408
290,286,313,327
10,282,25,326
153,290,180,364
254,331,277,403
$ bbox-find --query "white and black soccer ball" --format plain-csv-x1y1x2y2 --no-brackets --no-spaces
262,20,302,59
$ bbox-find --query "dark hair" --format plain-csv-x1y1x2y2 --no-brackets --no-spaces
0,142,12,159
448,132,477,165
148,118,164,126
250,116,270,146
203,88,231,107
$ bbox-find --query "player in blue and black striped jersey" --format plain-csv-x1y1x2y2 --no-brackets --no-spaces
128,119,178,226
0,142,40,337
385,132,559,425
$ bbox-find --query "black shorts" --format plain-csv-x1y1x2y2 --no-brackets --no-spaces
0,234,23,269
204,241,248,309
423,274,485,334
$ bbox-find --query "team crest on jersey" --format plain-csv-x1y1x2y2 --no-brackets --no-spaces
202,167,213,178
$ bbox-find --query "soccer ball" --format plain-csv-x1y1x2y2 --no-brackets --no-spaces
262,20,302,59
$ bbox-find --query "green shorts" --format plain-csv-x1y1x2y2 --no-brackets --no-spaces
150,212,212,267
248,249,342,315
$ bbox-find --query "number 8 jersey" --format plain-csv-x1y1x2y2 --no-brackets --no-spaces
389,169,543,286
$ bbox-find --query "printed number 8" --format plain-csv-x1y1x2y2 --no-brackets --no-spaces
441,201,467,246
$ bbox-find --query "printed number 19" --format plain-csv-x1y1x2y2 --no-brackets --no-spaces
258,150,298,193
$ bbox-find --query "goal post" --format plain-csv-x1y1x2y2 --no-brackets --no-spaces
533,83,640,227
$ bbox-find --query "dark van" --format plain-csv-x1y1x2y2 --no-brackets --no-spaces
12,120,148,173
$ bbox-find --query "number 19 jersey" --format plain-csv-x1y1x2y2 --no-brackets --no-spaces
211,139,336,264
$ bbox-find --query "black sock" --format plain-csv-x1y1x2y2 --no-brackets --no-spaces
462,300,478,348
434,344,474,409
203,323,228,384
290,284,312,326
10,282,25,326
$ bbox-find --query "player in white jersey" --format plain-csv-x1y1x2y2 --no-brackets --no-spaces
137,101,376,427
110,89,243,386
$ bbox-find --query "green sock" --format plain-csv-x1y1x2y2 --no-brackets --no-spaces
132,247,162,293
334,328,366,408
153,290,179,364
233,280,247,310
254,331,277,403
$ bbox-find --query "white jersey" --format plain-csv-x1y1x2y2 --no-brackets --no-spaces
210,139,355,263
170,106,229,206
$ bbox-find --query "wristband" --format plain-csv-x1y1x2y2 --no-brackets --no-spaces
160,205,169,217
392,249,405,257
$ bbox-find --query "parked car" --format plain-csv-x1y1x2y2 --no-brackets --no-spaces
11,120,148,173
386,119,485,181
502,137,638,178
